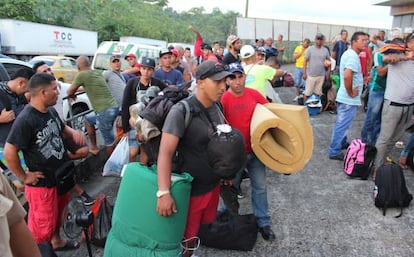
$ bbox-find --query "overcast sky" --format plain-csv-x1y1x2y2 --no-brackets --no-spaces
167,0,393,29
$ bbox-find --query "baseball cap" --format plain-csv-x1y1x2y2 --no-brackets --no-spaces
171,49,179,57
240,45,255,59
201,43,213,51
227,62,245,74
227,35,240,46
159,49,172,57
256,47,266,55
124,53,136,60
140,57,156,69
195,61,234,80
110,55,121,62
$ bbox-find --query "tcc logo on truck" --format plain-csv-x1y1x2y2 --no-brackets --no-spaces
53,31,72,41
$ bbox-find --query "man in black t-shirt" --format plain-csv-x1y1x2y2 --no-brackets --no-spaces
121,57,166,162
4,73,86,252
156,61,234,257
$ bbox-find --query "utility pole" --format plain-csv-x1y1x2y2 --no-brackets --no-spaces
245,0,249,17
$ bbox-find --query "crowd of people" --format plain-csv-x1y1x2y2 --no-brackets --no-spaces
0,23,413,257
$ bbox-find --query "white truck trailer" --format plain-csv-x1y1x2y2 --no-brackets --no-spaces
0,19,97,60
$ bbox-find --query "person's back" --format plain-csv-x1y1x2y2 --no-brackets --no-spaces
75,69,117,113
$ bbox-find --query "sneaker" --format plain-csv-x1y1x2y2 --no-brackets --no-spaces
81,192,96,206
395,141,404,148
292,96,299,101
237,192,245,199
329,152,344,161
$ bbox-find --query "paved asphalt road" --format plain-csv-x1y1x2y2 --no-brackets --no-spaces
59,64,414,257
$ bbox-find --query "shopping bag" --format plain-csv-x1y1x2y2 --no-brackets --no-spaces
102,137,129,176
87,194,113,247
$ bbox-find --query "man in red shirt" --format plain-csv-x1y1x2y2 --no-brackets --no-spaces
220,62,276,241
123,53,141,77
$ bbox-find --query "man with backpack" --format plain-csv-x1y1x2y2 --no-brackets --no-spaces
156,61,234,257
121,57,167,163
221,62,276,241
374,33,414,170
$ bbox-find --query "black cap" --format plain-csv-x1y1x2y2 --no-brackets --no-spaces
195,61,234,80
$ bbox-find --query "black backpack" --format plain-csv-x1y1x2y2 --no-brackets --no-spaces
374,163,413,217
139,83,192,165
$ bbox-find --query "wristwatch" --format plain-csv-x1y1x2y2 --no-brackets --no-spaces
156,189,170,198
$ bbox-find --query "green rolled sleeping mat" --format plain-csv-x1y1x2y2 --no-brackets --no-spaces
104,163,193,257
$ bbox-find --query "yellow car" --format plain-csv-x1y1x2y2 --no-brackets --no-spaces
28,55,78,83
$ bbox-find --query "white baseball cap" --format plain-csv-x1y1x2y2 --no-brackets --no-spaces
240,45,255,59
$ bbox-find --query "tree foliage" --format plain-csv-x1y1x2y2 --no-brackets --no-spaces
0,0,241,45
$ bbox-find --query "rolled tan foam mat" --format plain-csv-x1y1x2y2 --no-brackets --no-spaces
250,103,314,174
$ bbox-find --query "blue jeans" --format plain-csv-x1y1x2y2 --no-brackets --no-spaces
401,133,414,157
294,67,305,88
329,103,358,157
361,91,384,145
85,106,118,146
234,152,271,227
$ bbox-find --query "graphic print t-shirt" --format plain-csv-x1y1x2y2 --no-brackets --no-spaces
7,106,67,187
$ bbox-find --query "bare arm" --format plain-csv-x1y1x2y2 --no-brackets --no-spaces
382,53,413,64
3,143,44,185
343,68,358,97
156,132,179,217
66,83,80,97
302,57,308,80
376,65,388,77
10,219,42,257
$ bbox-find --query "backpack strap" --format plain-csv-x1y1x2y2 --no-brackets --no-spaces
0,89,12,111
181,99,191,129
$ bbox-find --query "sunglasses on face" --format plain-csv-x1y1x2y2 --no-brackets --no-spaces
112,59,120,63
42,68,51,73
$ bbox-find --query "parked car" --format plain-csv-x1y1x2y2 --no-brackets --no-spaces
28,55,79,83
0,58,92,130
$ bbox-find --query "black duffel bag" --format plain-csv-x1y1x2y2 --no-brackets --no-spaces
55,161,75,195
198,213,258,251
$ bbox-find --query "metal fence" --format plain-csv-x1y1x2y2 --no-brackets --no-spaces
237,17,388,64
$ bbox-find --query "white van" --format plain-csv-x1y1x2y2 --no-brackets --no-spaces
91,41,161,71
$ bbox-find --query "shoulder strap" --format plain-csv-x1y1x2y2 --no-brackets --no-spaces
181,99,191,129
0,89,12,111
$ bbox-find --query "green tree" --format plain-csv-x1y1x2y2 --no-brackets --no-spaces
0,0,39,21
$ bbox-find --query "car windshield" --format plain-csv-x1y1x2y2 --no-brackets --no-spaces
28,58,55,66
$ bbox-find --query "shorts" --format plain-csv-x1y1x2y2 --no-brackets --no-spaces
85,106,118,146
25,186,70,243
128,129,139,148
184,184,220,239
304,76,324,96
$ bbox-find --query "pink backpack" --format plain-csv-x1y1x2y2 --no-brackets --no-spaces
343,139,377,180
